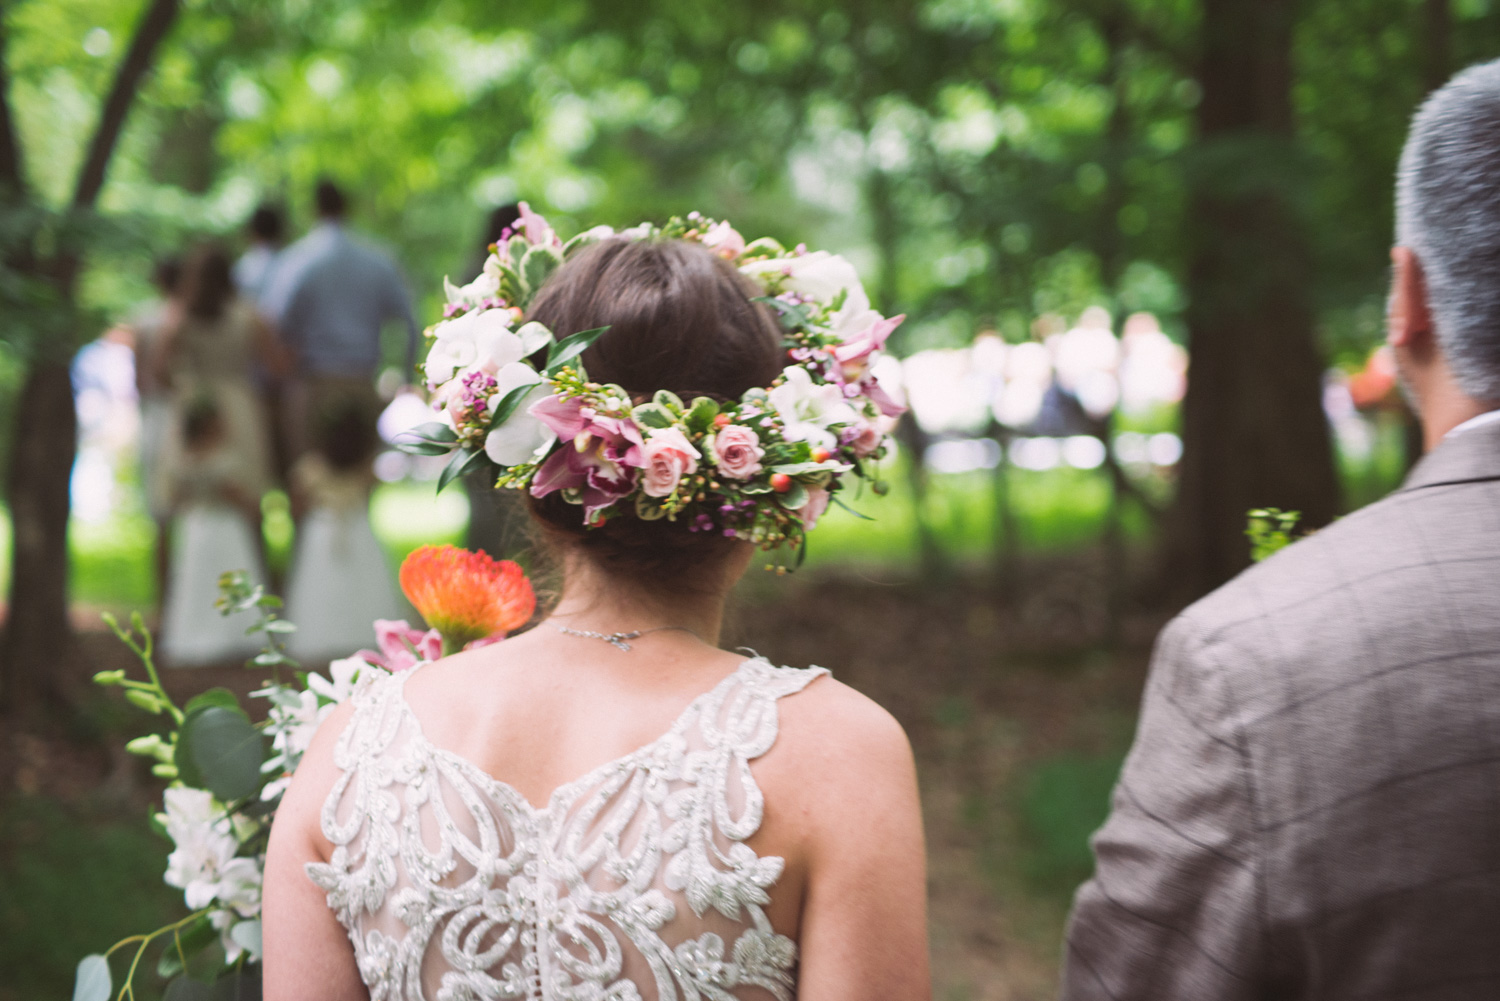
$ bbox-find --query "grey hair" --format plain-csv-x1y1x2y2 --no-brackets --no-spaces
1396,59,1500,400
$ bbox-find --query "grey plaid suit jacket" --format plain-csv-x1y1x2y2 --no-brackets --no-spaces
1061,419,1500,1001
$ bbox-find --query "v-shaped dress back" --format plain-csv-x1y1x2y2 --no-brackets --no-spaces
307,656,828,1001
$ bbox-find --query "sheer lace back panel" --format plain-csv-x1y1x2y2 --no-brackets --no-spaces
307,657,828,1001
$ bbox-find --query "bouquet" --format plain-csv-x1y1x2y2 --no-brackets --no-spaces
73,546,534,1001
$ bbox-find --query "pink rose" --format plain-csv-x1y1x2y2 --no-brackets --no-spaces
797,485,831,530
711,425,764,479
846,421,883,458
640,427,701,498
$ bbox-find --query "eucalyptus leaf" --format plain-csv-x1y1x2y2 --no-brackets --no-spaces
183,706,265,802
72,954,110,1001
545,325,610,372
184,688,244,718
263,619,296,633
437,447,488,495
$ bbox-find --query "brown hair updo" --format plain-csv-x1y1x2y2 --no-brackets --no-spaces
523,238,783,591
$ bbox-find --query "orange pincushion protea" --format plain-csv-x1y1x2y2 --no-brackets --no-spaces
399,545,535,652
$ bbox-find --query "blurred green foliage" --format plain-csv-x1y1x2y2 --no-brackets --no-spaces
10,0,1497,371
0,796,180,1001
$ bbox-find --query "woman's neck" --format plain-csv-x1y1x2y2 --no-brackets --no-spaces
545,556,741,648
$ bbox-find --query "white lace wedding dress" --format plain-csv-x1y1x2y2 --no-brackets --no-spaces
307,656,828,1001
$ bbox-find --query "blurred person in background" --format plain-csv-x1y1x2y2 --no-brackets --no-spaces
262,178,420,467
283,399,402,663
120,255,181,604
150,244,284,528
158,398,265,666
1062,60,1500,1001
233,202,286,305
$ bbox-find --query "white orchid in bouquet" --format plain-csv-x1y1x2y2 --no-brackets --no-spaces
75,547,534,1001
399,205,907,570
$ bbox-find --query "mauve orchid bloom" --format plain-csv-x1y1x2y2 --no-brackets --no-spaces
833,314,905,381
528,395,646,522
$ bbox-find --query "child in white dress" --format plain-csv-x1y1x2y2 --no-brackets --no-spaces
159,400,265,667
284,404,403,662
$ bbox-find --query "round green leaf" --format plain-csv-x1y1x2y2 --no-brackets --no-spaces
73,955,111,1001
183,706,265,802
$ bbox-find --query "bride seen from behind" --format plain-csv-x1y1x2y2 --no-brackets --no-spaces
263,238,931,1000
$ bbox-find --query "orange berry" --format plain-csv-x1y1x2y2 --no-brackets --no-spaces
714,413,732,428
770,473,792,493
811,447,831,462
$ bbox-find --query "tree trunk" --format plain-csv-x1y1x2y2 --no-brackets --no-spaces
1171,0,1340,596
0,357,79,716
0,0,181,719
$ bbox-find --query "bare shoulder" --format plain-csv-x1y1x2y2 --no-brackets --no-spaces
758,673,917,825
273,699,359,861
775,672,910,759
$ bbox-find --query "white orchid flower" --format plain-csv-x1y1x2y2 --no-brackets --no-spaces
739,251,871,317
768,365,859,450
443,265,500,308
485,362,557,466
426,308,528,387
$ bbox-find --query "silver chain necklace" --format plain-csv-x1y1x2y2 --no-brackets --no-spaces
555,624,700,652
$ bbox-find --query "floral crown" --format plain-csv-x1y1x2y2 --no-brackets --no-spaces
401,203,906,564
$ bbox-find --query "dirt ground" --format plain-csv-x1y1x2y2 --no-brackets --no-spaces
1,554,1164,1001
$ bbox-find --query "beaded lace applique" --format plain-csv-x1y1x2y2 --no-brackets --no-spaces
307,657,827,1001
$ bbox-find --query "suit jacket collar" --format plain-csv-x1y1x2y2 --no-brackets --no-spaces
1399,418,1500,493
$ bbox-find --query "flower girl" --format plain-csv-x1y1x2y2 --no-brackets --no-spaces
159,399,265,666
284,403,403,662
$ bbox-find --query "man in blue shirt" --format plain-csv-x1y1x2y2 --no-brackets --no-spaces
263,180,419,460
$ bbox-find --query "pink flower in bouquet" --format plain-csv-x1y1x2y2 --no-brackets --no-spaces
843,420,884,458
833,314,904,382
701,220,746,259
711,424,764,479
399,546,536,653
640,428,702,497
796,485,832,530
357,619,444,672
529,396,646,522
518,201,561,248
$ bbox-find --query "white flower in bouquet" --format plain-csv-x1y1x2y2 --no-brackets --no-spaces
424,308,528,387
484,362,556,465
768,365,859,450
739,250,870,314
161,788,262,913
442,256,501,308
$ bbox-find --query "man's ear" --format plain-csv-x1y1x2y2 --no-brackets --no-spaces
1389,246,1434,349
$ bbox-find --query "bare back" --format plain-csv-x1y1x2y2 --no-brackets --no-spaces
265,633,930,1001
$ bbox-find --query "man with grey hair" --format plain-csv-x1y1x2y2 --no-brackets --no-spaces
1060,61,1500,1001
